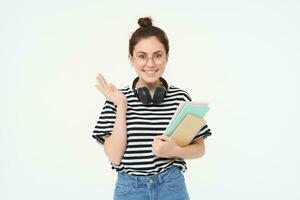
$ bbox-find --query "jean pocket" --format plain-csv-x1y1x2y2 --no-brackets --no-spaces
164,167,185,191
114,180,131,196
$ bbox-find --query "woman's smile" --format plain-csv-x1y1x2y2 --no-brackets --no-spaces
143,69,159,75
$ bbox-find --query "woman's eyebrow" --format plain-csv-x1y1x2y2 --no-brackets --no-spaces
136,50,163,54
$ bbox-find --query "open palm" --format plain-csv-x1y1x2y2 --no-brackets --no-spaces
95,73,127,106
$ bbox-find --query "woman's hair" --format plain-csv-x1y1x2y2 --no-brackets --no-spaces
129,17,169,57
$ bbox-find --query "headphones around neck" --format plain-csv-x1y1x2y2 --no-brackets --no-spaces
132,76,169,105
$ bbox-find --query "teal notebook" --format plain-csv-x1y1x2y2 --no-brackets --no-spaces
164,101,210,137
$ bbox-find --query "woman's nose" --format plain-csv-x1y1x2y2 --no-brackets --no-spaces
145,57,155,67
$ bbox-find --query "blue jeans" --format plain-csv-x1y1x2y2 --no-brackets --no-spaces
113,165,190,200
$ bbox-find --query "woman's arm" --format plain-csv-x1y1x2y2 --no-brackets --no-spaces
103,102,128,165
95,73,128,165
152,135,206,159
173,138,205,159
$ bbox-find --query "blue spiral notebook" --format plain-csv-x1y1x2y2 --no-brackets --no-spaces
164,101,210,137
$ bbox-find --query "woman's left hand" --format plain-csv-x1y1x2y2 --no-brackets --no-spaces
151,135,180,158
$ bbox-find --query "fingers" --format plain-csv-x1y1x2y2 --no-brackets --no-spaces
109,83,117,92
95,74,104,91
152,137,161,146
152,138,160,152
96,73,109,91
100,73,109,89
95,84,102,93
153,136,170,146
156,135,171,142
95,73,127,105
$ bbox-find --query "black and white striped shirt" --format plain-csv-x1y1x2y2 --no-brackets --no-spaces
92,83,212,176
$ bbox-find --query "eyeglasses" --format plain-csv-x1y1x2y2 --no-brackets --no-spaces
133,52,167,66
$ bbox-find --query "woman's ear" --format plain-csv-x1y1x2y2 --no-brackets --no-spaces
128,54,134,65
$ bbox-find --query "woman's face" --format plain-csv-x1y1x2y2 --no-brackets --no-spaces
129,36,168,86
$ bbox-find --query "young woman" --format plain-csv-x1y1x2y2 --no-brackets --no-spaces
92,17,212,200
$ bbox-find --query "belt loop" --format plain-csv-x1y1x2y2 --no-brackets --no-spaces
158,172,163,183
135,176,138,188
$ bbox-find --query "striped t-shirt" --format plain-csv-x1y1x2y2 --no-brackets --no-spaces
92,83,212,176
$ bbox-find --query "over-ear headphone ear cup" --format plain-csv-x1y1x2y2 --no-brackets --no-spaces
152,87,166,105
131,76,168,105
136,87,152,105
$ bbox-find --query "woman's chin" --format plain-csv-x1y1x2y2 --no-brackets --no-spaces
141,75,160,83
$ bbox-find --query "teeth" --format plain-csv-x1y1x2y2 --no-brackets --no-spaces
144,70,157,74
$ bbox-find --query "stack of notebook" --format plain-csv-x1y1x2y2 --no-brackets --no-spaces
163,101,210,147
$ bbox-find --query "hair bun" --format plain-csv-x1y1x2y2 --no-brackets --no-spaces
138,17,152,27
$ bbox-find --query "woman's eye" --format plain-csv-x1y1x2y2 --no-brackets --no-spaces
138,55,146,59
155,54,162,58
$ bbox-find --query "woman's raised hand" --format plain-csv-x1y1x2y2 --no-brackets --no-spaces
95,73,127,107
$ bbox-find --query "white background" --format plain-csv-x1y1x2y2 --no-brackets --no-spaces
1,0,299,199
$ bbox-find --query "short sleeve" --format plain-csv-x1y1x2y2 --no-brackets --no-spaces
191,124,212,142
92,100,117,147
181,90,212,142
182,90,192,102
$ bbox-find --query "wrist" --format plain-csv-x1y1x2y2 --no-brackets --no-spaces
116,101,127,110
173,145,183,159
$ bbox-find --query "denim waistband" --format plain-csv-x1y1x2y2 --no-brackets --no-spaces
116,165,181,187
